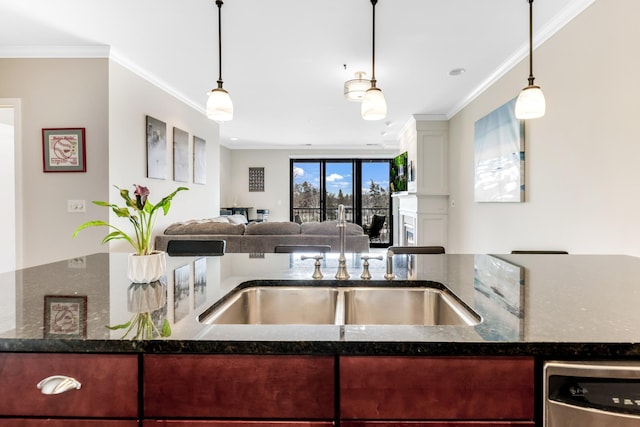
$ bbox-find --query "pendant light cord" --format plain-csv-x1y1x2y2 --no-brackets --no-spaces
527,0,535,86
216,0,224,89
370,0,378,88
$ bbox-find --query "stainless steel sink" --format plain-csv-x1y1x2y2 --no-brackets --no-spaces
342,287,480,326
199,285,480,326
200,286,340,325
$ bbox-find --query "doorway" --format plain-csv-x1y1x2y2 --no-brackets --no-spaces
290,158,392,246
0,100,20,273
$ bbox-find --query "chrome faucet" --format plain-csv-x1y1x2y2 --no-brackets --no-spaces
384,247,395,280
335,204,350,280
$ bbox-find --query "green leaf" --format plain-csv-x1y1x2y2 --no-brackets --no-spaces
101,231,126,244
72,220,110,237
105,320,132,330
112,206,132,218
150,187,189,216
160,319,172,337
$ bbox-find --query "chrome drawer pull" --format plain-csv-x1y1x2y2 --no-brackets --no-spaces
37,375,82,395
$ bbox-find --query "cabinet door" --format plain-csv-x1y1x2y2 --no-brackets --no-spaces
342,423,534,427
143,422,333,426
144,354,334,419
0,353,138,418
340,356,534,420
1,420,138,426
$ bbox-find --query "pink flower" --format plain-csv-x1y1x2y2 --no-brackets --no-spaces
134,184,150,209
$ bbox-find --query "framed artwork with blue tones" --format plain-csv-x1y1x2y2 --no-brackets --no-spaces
474,97,525,202
473,255,524,341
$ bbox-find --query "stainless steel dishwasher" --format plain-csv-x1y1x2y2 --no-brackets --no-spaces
544,361,640,426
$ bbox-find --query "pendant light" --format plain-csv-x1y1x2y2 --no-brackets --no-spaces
361,0,387,121
515,0,546,120
344,71,370,102
206,0,233,122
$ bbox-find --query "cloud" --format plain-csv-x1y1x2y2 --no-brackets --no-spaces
293,166,304,178
326,173,343,182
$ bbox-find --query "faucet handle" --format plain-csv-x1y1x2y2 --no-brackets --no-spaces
301,255,324,280
360,255,383,280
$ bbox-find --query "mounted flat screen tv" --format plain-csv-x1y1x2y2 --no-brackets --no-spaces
390,151,408,193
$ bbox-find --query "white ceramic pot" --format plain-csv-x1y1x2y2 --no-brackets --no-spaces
127,282,167,313
127,251,166,283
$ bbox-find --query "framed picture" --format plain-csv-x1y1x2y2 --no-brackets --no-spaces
473,255,525,340
249,167,264,192
173,264,190,323
42,128,86,172
173,127,189,182
474,97,525,202
193,136,207,185
194,257,207,309
146,115,167,179
43,295,87,339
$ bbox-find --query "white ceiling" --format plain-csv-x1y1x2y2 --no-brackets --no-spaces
0,0,594,150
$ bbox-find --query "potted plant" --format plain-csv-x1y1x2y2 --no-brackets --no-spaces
73,184,188,282
107,281,171,339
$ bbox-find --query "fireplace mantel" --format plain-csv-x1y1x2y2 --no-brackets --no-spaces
392,118,449,248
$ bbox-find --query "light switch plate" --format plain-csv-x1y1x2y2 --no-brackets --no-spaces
68,199,86,213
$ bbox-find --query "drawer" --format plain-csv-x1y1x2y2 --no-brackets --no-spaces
144,422,334,426
341,423,535,427
0,353,138,418
1,420,138,426
340,356,534,420
144,354,335,419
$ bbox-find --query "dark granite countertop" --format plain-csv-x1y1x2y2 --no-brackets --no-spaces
1,252,640,358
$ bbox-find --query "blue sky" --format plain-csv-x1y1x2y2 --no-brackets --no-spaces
293,161,389,195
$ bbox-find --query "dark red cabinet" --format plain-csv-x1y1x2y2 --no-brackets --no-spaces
0,353,138,420
144,354,335,420
340,356,534,422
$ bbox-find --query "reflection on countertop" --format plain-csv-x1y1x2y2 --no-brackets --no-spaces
1,252,640,357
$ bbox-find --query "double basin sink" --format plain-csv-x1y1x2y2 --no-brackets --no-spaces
199,282,481,326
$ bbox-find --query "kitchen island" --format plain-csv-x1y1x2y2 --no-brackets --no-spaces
1,252,639,425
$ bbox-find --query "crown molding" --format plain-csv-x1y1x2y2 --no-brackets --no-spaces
0,45,110,58
108,49,205,116
0,44,206,116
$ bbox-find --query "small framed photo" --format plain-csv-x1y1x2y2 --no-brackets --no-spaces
146,115,167,180
249,167,265,192
43,295,88,339
193,136,207,185
42,128,86,172
173,127,189,183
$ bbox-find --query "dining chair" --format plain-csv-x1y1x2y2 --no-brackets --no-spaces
388,246,446,254
274,245,332,253
511,250,568,254
166,240,226,256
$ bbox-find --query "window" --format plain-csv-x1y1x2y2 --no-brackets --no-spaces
290,158,391,246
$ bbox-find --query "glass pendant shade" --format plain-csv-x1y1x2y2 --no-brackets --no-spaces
515,85,546,120
361,87,387,120
207,87,233,122
344,72,370,101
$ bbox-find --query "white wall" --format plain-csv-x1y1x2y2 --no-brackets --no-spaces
106,60,220,252
448,0,640,255
0,107,15,273
0,59,109,267
226,149,396,222
219,145,233,214
0,58,220,266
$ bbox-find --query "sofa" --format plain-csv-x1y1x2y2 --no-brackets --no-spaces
154,216,370,254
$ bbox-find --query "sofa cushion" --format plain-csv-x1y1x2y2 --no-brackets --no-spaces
245,221,301,235
301,221,364,236
164,220,245,235
210,216,230,223
226,214,248,224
